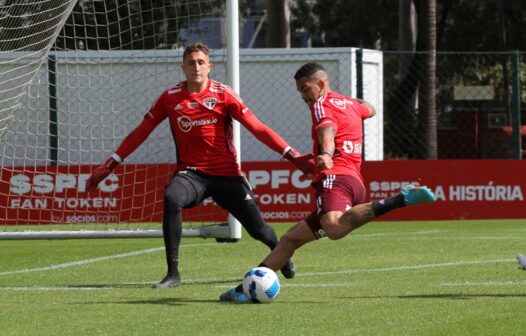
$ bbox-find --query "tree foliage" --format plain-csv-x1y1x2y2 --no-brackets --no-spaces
291,0,399,48
291,0,526,51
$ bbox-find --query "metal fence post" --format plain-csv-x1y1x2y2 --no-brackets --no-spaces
511,50,522,159
48,54,58,166
356,48,363,99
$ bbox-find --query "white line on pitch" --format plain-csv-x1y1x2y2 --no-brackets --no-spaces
0,230,443,277
406,236,526,240
440,280,526,286
298,259,515,277
0,242,218,276
1,259,518,292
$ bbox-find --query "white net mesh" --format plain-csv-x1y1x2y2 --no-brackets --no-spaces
0,0,233,238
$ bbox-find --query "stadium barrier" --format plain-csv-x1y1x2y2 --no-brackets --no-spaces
2,160,524,224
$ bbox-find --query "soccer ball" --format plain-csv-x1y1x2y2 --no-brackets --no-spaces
242,267,280,303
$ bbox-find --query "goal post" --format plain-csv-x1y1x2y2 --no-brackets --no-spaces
0,0,242,240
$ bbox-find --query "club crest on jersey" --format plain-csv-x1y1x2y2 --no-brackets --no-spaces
203,97,217,109
329,98,353,109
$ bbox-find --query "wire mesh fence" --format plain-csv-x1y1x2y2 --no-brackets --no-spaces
241,50,524,162
382,51,524,159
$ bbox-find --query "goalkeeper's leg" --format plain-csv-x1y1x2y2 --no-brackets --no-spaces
154,172,206,289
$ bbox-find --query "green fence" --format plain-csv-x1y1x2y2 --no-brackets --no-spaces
381,51,524,159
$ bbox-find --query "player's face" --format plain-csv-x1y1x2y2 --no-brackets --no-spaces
182,51,212,90
296,78,323,106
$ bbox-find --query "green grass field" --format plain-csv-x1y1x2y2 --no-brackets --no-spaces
1,220,525,336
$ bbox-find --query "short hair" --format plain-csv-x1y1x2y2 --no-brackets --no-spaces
294,62,326,80
183,42,209,60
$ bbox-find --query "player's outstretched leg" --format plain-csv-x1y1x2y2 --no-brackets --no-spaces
153,272,181,289
219,287,248,303
280,259,296,279
401,185,436,205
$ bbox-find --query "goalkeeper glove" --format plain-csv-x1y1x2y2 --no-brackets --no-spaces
283,147,315,176
86,155,120,191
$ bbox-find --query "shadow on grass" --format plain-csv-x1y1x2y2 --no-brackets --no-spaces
65,277,244,289
120,297,218,305
71,297,218,305
79,297,322,306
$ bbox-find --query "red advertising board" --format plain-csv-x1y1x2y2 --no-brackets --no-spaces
362,160,525,220
1,160,525,224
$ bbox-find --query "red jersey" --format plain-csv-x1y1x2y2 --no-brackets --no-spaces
114,79,290,176
310,91,370,183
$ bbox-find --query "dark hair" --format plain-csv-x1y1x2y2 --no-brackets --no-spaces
183,42,209,60
294,62,326,80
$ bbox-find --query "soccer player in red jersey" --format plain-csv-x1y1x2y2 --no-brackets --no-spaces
220,62,436,303
86,42,313,288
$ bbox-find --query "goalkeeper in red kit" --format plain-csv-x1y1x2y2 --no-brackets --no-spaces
220,62,436,303
86,42,314,288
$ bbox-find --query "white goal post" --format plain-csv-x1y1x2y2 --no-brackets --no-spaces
0,0,242,240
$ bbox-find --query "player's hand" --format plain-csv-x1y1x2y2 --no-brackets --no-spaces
284,148,315,176
86,157,119,191
316,153,334,170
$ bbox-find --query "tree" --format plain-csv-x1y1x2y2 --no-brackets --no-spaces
294,0,399,49
421,0,437,159
266,0,291,48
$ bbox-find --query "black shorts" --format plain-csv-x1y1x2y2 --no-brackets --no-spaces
166,169,257,212
165,169,272,233
305,174,366,239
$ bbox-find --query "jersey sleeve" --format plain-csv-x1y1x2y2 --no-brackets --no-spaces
350,98,372,119
114,92,167,160
314,99,338,133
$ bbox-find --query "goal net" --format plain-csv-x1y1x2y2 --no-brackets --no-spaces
0,0,241,240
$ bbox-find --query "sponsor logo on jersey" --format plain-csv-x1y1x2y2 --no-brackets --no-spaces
203,97,217,109
177,115,218,132
174,104,183,110
329,98,353,109
187,102,199,108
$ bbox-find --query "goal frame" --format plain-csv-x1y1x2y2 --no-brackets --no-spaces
0,0,242,241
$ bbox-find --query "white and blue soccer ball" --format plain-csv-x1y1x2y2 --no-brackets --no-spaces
242,266,280,303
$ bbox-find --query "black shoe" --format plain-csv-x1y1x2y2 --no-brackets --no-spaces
280,259,296,279
153,273,181,289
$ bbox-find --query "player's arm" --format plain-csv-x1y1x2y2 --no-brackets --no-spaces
238,113,314,175
315,121,336,170
355,98,376,118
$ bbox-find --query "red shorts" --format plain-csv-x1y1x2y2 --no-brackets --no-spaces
305,174,366,239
